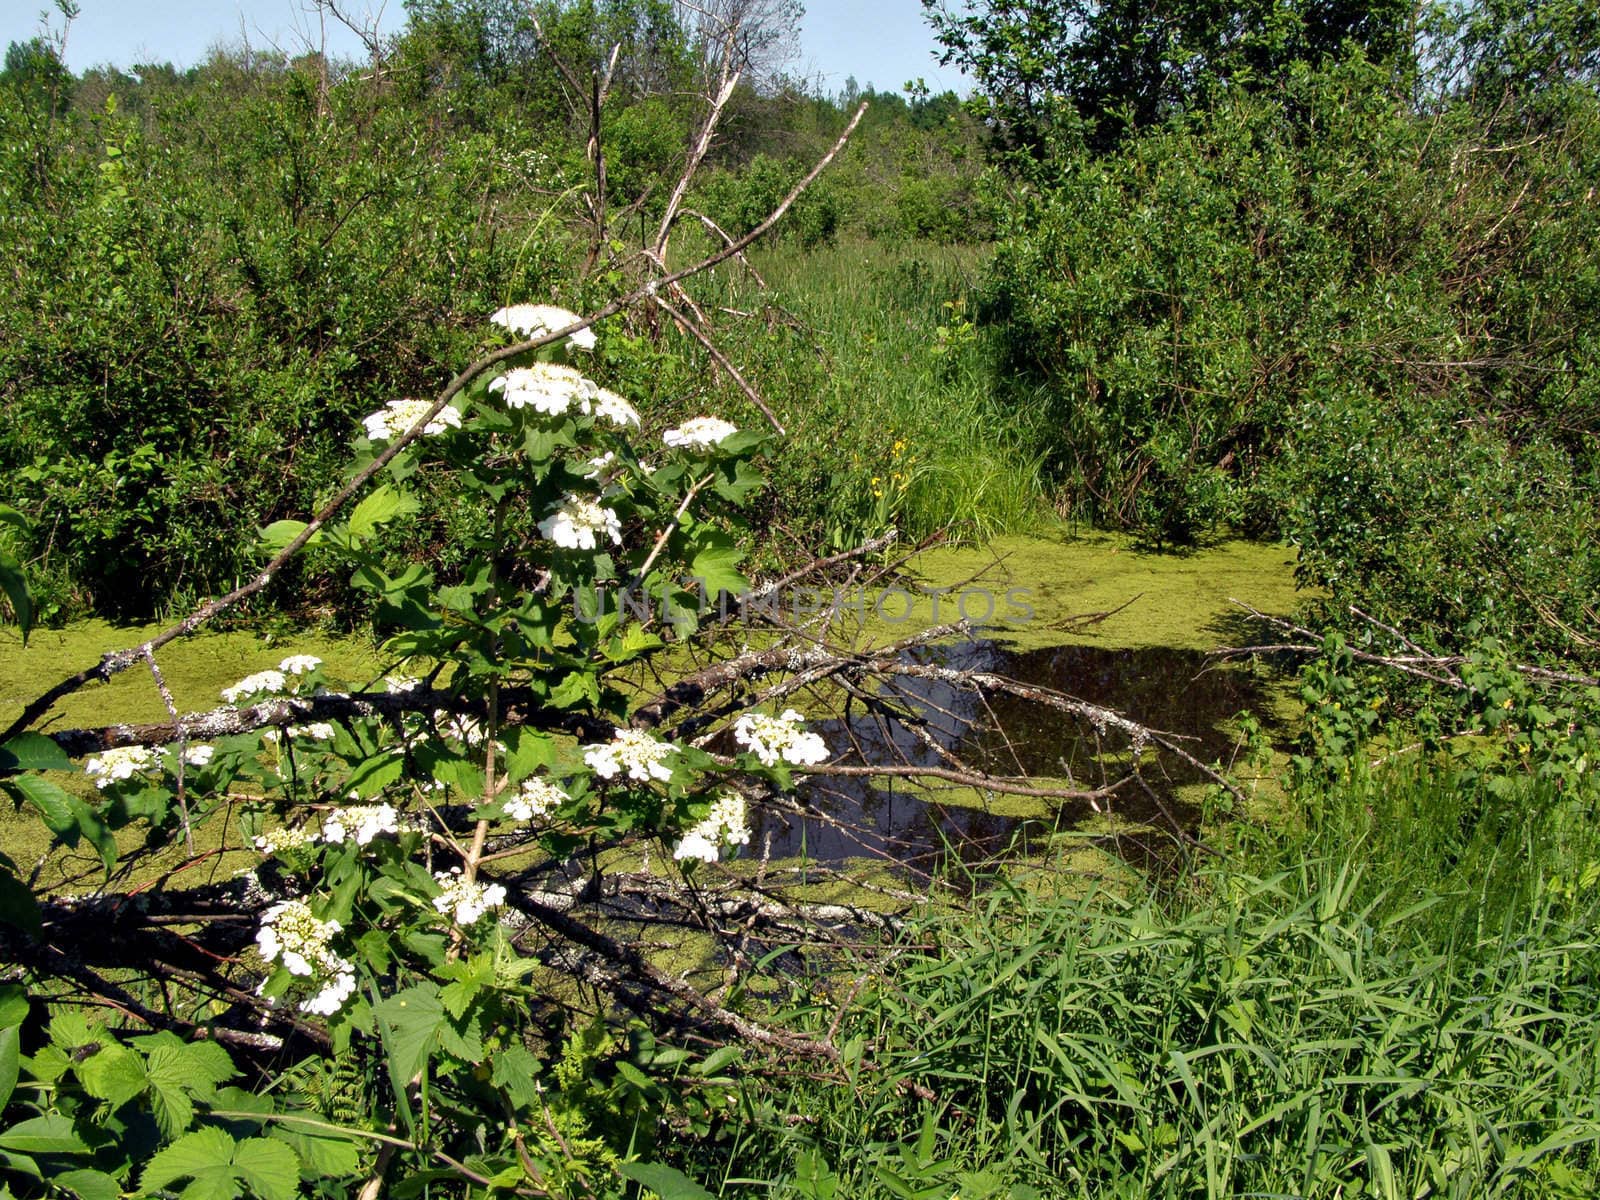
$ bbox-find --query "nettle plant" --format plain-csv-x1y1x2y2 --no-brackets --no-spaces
0,301,835,1198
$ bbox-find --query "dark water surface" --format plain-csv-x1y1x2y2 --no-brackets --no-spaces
754,640,1281,873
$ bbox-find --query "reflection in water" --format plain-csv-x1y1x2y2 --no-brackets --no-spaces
753,641,1278,873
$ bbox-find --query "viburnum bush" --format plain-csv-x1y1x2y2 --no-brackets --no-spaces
0,300,839,1198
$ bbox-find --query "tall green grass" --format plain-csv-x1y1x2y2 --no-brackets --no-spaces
694,239,1049,551
704,764,1600,1198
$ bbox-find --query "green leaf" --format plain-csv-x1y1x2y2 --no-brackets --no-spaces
0,550,34,643
52,1168,122,1200
344,752,405,799
65,795,117,874
372,983,446,1083
348,484,420,540
264,1120,363,1178
258,520,313,553
141,1128,300,1200
2,774,75,837
78,1043,149,1109
548,670,600,710
688,531,748,600
0,733,72,773
490,1045,543,1111
618,1162,716,1200
0,1113,89,1155
0,866,40,938
437,956,495,1020
0,985,26,1029
0,1026,18,1112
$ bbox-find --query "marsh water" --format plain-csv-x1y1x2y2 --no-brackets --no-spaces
755,637,1285,873
727,533,1306,872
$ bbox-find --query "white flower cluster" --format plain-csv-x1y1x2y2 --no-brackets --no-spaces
505,776,568,822
362,398,462,443
539,495,622,550
432,868,507,926
253,826,316,855
84,745,156,788
489,364,639,427
674,793,752,864
182,744,215,767
385,675,421,694
221,669,286,704
262,722,337,744
278,654,323,676
733,709,829,768
256,900,357,1016
583,728,677,784
490,303,597,351
433,712,504,750
320,803,401,846
663,416,738,450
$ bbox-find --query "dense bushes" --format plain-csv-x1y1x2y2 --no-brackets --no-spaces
982,56,1600,661
0,62,563,616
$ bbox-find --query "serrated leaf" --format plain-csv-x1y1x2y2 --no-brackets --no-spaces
348,484,420,539
617,1161,716,1200
548,670,600,710
437,956,495,1020
688,532,748,600
268,1124,362,1178
0,733,72,773
141,1127,300,1200
489,1045,543,1110
77,1044,147,1108
500,729,554,783
372,983,446,1083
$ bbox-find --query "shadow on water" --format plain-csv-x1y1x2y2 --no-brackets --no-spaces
756,640,1285,876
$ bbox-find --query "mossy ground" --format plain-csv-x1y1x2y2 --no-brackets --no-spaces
2,531,1306,893
838,530,1306,653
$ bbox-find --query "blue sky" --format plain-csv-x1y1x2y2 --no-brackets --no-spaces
5,1,968,97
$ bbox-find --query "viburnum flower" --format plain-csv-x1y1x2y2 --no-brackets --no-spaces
255,900,357,1015
278,654,322,675
733,709,829,767
674,792,752,864
664,416,738,450
253,826,316,855
489,363,595,415
181,744,215,767
221,669,287,704
539,495,622,550
385,675,421,694
490,303,597,351
362,399,461,442
432,868,507,926
505,776,569,822
583,728,677,783
84,745,156,788
320,803,400,846
263,722,338,744
593,387,640,427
